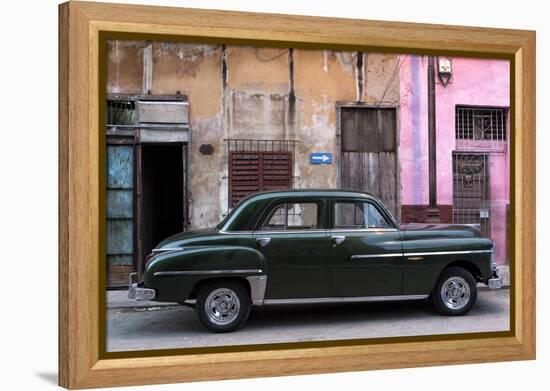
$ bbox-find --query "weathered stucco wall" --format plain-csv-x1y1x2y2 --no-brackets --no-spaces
150,43,225,228
106,40,145,94
294,50,354,189
106,41,400,230
399,56,510,264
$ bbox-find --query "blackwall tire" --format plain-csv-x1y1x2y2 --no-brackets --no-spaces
196,280,250,332
432,266,477,316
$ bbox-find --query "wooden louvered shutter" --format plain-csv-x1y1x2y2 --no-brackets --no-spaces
261,152,292,191
229,151,292,207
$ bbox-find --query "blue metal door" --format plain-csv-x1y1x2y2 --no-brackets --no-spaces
106,145,134,286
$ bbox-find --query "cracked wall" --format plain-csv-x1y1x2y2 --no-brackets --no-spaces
107,42,400,229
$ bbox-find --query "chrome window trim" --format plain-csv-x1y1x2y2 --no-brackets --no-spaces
262,295,428,305
154,269,263,277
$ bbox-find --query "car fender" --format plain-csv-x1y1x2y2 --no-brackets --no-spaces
144,245,267,302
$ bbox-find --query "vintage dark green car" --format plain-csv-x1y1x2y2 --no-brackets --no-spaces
129,189,502,332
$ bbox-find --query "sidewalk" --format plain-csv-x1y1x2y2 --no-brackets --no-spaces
106,289,178,309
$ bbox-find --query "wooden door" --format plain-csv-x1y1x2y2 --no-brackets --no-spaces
339,107,398,217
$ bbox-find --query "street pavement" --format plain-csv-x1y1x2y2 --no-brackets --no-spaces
106,287,509,352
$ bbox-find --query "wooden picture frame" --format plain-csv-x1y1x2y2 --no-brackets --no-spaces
58,1,536,388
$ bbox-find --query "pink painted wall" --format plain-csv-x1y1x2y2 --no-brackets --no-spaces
399,56,510,265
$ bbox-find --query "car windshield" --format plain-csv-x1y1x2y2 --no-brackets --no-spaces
216,197,249,230
216,208,237,230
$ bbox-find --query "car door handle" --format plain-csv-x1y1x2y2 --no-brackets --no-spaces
256,237,271,248
331,235,346,246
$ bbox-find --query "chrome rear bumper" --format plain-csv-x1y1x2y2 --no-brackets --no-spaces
488,277,502,289
128,272,156,301
487,266,502,290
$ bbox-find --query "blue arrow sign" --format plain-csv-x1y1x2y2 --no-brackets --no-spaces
310,152,333,164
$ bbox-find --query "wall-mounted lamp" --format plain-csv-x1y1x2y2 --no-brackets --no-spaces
437,57,453,86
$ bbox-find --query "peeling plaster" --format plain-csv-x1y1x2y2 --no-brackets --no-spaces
322,50,329,72
107,40,401,229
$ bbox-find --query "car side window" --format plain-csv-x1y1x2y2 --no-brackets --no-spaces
365,203,389,228
334,202,389,229
335,202,365,228
262,202,319,230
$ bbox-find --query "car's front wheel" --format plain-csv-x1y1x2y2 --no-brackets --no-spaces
432,266,477,316
196,280,250,332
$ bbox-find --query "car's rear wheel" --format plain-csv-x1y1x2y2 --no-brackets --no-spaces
196,280,250,332
432,266,477,316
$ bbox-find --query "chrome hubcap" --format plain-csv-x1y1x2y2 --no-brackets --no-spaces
440,276,471,310
204,288,240,326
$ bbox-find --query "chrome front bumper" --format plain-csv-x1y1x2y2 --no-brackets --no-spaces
128,272,156,301
487,266,502,290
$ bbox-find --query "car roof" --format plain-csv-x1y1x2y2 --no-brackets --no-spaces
242,188,377,201
219,189,393,231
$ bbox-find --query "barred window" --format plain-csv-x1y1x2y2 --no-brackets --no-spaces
455,106,507,142
107,99,137,127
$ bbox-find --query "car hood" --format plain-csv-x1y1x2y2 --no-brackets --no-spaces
399,223,481,239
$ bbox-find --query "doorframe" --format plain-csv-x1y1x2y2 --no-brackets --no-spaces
335,102,401,221
136,141,190,278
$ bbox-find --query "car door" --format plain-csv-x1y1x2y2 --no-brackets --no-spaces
329,199,404,297
253,199,330,300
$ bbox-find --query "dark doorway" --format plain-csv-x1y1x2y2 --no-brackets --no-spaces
139,144,185,273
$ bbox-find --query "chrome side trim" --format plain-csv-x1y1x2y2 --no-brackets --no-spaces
218,230,253,235
154,269,263,277
246,275,268,305
351,253,402,259
254,229,327,234
330,228,398,233
262,295,428,305
403,249,493,257
344,249,492,261
152,247,183,253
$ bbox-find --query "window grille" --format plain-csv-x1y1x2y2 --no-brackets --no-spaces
107,99,137,127
455,106,508,150
106,95,189,133
452,153,490,237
